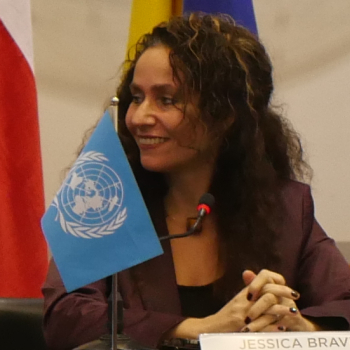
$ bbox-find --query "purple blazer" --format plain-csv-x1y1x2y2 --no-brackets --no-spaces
42,181,350,350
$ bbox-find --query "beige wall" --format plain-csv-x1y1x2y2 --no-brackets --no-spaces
254,2,350,245
32,1,350,255
32,0,132,202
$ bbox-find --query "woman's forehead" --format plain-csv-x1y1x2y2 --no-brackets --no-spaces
132,45,185,90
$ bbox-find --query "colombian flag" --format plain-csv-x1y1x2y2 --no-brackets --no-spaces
127,0,257,53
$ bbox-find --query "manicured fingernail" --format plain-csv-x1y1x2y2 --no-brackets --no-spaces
289,307,298,314
241,327,250,332
247,293,253,301
291,290,300,299
278,326,285,331
244,317,251,325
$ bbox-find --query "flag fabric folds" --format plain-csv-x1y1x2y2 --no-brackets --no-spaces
42,111,163,292
183,0,258,35
0,0,47,298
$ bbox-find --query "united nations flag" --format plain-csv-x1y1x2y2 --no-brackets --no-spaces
53,151,126,239
42,111,163,292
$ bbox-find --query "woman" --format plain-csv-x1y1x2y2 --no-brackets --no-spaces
43,13,350,350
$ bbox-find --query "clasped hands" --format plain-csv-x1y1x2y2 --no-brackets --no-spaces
203,269,320,333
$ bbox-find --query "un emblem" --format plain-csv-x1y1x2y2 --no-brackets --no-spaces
52,151,127,239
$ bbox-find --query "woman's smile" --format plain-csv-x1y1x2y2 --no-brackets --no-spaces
137,136,169,145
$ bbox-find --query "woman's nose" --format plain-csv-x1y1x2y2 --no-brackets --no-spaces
131,100,156,126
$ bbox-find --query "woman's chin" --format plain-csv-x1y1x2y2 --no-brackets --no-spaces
141,162,169,173
140,159,179,174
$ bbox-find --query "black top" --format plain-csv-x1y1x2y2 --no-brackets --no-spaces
178,283,225,318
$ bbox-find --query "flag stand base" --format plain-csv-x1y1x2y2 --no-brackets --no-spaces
72,334,154,350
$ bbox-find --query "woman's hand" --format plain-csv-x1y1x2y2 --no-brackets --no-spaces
242,269,322,332
167,272,284,340
201,283,278,334
167,269,310,340
202,269,294,334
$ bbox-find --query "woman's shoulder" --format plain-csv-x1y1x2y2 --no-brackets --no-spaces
281,180,312,206
279,180,314,228
281,179,310,194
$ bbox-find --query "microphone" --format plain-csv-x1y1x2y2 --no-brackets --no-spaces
159,193,215,241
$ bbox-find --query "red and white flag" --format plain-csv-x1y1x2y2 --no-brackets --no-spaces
0,0,48,297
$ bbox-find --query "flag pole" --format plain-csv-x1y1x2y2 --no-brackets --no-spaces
109,96,120,350
111,274,118,350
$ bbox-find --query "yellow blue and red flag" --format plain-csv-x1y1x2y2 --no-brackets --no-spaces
127,0,257,48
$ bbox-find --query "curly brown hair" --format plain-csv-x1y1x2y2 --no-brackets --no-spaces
116,13,311,300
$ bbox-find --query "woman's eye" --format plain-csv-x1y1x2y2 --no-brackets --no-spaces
131,95,143,104
160,97,175,106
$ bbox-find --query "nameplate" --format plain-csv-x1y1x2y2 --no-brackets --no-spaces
199,332,350,350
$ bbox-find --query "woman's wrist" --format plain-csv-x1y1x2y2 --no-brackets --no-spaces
302,317,324,331
165,317,208,340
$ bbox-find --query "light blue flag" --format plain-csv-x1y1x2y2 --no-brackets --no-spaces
42,111,163,292
183,0,258,35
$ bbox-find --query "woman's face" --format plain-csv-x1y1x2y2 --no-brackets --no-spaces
125,45,217,174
